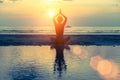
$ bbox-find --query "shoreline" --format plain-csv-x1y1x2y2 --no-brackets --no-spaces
0,34,120,46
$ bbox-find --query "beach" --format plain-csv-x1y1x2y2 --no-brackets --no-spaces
0,34,120,46
0,25,120,80
0,45,120,80
0,33,120,80
1,0,120,79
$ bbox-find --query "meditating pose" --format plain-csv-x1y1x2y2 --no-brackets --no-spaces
53,9,67,39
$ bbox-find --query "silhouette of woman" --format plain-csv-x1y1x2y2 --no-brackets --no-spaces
53,9,67,39
53,44,67,77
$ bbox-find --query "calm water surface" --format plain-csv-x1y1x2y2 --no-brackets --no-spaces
1,26,120,35
0,45,120,80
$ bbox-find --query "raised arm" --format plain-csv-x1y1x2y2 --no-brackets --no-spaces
53,9,67,25
53,14,59,25
61,13,67,25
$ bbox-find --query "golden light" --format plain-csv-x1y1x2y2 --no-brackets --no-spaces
90,56,119,80
46,0,57,3
71,46,88,59
72,46,82,55
97,60,113,76
47,0,54,1
48,10,55,18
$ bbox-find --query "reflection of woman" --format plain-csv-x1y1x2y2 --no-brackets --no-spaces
54,44,67,77
53,9,67,39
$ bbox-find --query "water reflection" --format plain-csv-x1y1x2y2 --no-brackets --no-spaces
53,44,67,77
0,46,120,80
9,63,40,80
51,39,70,77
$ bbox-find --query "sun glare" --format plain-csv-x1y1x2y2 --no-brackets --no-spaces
48,10,55,18
47,0,55,2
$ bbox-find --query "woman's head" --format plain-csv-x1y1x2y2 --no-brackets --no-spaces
57,15,63,23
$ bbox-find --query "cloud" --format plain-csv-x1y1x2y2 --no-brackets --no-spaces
9,0,21,3
0,0,4,3
0,0,20,3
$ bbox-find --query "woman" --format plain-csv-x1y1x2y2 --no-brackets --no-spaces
53,9,67,39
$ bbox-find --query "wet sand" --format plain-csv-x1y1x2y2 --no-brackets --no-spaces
0,34,120,46
0,46,120,80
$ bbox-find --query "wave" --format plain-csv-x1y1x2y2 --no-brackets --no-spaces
0,27,120,35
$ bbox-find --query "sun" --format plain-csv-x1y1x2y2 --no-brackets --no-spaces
48,10,55,18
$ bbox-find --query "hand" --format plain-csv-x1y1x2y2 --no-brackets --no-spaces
59,9,62,14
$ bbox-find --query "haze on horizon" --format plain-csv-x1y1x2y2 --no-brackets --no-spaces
0,0,120,27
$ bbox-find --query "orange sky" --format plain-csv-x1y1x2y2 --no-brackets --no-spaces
0,0,120,26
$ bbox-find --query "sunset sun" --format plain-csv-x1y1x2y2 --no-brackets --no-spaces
48,10,55,18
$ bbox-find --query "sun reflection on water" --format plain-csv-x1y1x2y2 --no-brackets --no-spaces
0,46,120,80
90,56,119,80
71,46,88,59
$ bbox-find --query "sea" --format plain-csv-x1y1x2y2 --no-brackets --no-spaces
0,26,120,35
0,26,120,80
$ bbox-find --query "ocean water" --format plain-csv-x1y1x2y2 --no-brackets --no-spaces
0,26,120,35
0,46,120,80
0,26,120,80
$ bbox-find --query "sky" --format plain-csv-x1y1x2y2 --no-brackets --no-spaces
0,0,120,27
